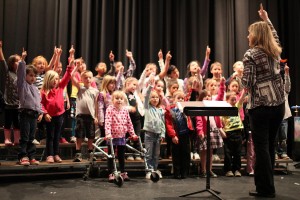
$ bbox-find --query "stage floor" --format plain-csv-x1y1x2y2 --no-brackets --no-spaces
0,163,299,200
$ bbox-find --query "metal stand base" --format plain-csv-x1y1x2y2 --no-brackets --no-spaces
179,188,223,199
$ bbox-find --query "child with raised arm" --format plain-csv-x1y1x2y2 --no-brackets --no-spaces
71,66,99,162
17,49,43,166
40,59,74,163
221,89,247,177
105,90,138,182
0,41,21,146
143,76,166,179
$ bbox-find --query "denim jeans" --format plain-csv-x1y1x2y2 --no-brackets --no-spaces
144,131,161,171
248,103,285,195
45,114,64,156
18,111,37,160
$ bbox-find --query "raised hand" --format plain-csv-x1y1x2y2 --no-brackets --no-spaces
165,51,172,61
109,51,114,61
69,45,75,54
21,48,27,61
258,3,268,21
158,49,163,60
206,45,211,59
126,49,133,60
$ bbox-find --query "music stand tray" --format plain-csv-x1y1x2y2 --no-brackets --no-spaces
177,101,238,200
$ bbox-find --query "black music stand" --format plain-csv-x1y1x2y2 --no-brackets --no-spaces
177,101,238,200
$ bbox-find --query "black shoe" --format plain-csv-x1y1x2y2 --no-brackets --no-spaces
210,171,218,178
200,171,207,178
249,190,275,198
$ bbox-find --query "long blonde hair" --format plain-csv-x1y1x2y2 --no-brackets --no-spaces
100,75,116,96
42,70,59,95
248,21,282,59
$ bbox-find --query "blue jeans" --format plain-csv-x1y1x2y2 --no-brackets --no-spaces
18,111,38,160
248,103,285,195
45,114,64,156
144,131,161,171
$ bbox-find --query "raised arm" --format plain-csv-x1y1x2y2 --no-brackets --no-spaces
70,60,81,89
200,46,211,78
0,41,4,61
158,51,171,80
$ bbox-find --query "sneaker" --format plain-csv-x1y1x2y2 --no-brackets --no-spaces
70,136,76,143
200,171,207,178
19,157,30,166
127,156,134,161
213,154,220,161
32,139,40,145
29,159,40,165
191,152,194,159
156,170,163,178
194,153,200,160
234,170,242,177
249,171,254,176
73,153,82,162
121,172,130,181
54,155,62,163
225,171,234,177
210,171,218,178
84,137,88,143
145,172,152,179
108,173,115,182
281,153,289,159
135,156,142,161
46,156,54,163
59,137,69,144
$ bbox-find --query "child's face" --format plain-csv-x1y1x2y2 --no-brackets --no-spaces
228,81,239,93
169,68,179,79
26,71,36,85
112,96,125,109
36,60,46,74
96,63,107,75
51,75,60,88
81,72,93,87
107,82,116,93
12,56,21,72
126,81,137,93
234,63,244,75
155,81,164,94
189,61,200,74
115,62,123,73
207,81,217,95
169,84,179,95
227,95,237,106
203,91,212,100
150,91,160,107
174,94,184,103
146,64,157,77
55,63,63,75
211,65,222,79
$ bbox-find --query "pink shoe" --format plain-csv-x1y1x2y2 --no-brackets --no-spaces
19,157,30,166
121,172,130,181
46,156,54,163
59,137,69,144
108,173,115,182
29,159,40,165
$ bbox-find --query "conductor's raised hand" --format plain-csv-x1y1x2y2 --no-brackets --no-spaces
258,3,269,21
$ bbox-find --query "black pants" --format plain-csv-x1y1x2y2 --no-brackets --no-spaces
171,134,191,177
248,103,285,195
107,145,126,173
223,130,243,172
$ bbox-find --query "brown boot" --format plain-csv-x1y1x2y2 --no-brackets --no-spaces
4,129,13,146
13,129,20,146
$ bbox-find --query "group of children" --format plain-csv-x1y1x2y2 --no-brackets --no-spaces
0,40,291,181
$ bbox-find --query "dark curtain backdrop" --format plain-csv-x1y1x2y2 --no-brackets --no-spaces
0,0,299,105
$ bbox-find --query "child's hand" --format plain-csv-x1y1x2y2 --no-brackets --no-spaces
126,49,133,60
37,114,43,122
206,45,211,58
105,134,112,140
165,51,172,61
109,51,114,61
21,48,27,61
69,45,75,54
158,49,163,60
149,74,155,86
44,114,52,122
94,118,98,125
172,136,179,144
57,46,63,56
129,106,136,113
284,64,289,75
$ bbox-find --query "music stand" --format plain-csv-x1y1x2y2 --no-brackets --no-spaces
177,101,238,200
